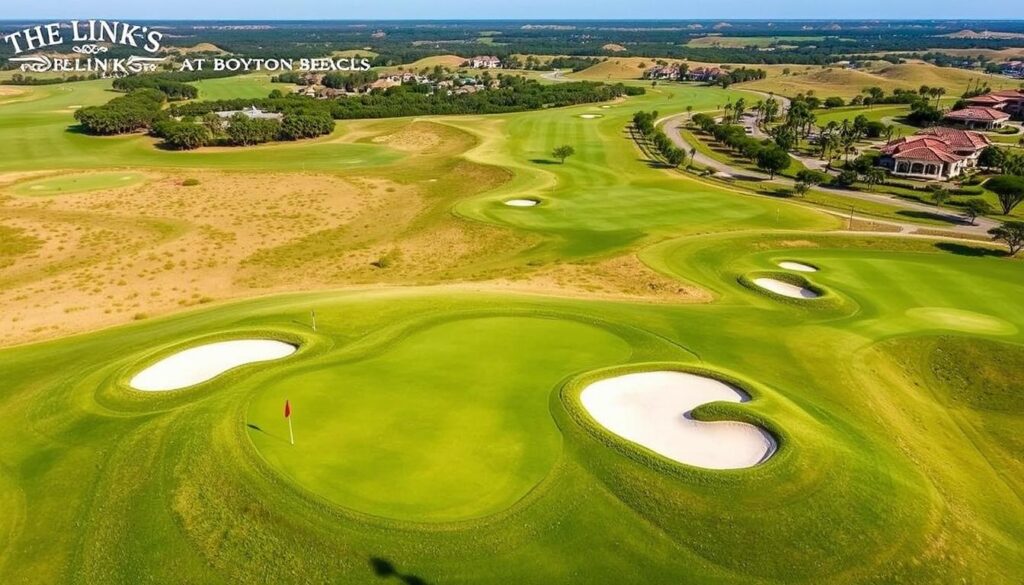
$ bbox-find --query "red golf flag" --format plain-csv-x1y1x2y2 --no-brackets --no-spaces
284,399,291,418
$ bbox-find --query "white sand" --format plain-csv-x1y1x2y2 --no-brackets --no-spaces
581,371,776,469
130,339,296,391
753,278,819,299
778,261,817,273
579,114,603,119
505,198,539,207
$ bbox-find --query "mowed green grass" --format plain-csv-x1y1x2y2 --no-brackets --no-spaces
449,84,836,258
1,232,1022,583
1,66,1022,585
10,171,148,196
249,316,632,521
0,78,401,172
191,74,286,101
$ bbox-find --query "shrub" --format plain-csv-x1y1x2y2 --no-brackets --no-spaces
182,178,200,186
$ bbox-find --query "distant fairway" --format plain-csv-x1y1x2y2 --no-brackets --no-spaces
11,171,148,196
190,74,286,101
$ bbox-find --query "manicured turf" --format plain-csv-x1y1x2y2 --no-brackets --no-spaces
2,231,1022,583
0,79,402,172
1,70,1023,585
11,171,149,196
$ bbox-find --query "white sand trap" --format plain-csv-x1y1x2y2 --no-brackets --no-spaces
505,198,539,207
581,371,776,469
130,339,296,391
601,105,612,109
753,278,819,299
579,114,603,119
778,261,818,273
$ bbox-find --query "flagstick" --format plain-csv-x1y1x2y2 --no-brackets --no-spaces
288,415,294,445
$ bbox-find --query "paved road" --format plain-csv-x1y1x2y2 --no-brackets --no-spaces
540,69,569,83
657,111,999,236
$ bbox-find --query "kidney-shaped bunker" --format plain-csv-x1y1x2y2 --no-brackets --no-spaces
580,371,776,469
130,339,296,391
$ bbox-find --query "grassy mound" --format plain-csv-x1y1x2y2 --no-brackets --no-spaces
928,336,1024,412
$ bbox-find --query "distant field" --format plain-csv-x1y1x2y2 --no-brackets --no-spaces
744,62,1020,98
383,54,468,72
190,74,284,101
686,35,831,48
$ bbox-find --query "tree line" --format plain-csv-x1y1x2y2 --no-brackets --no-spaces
632,111,688,168
170,78,644,121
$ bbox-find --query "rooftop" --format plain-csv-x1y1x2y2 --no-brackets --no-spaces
944,106,1012,122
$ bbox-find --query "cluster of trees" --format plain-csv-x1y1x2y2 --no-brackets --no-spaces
152,111,335,150
633,111,688,168
112,76,198,100
501,55,602,72
74,88,167,135
322,70,379,91
172,78,644,121
716,67,768,88
691,112,790,178
3,73,98,85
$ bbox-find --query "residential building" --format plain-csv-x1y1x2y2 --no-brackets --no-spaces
469,56,501,69
878,127,991,180
964,89,1024,119
215,106,283,122
943,106,1012,130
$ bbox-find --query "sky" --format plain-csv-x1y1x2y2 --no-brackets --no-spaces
2,0,1022,21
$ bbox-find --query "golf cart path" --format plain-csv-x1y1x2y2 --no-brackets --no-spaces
657,111,998,236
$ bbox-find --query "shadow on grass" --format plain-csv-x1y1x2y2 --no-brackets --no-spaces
370,557,430,585
896,210,964,224
935,242,1008,258
246,423,291,443
529,158,559,165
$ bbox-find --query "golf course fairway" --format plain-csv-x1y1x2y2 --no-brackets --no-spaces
0,64,1021,585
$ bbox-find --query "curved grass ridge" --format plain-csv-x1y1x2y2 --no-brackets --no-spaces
557,362,791,481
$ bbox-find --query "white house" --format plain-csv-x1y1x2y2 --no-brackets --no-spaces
469,56,501,69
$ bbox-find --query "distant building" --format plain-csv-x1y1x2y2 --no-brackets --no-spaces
469,56,501,68
964,89,1024,120
642,64,721,82
878,127,991,180
215,106,283,121
688,67,723,82
1001,61,1024,78
943,106,1011,130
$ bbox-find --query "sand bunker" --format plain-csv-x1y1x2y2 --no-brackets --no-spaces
505,198,539,207
753,278,819,299
778,261,817,273
130,339,296,391
579,114,603,119
581,371,776,469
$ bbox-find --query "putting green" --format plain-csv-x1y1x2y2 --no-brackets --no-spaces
248,316,632,521
10,171,148,197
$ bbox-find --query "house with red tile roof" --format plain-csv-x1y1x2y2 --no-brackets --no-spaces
964,89,1024,120
877,127,991,180
943,106,1011,130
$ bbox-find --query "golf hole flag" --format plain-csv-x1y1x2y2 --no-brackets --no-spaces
285,399,294,445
